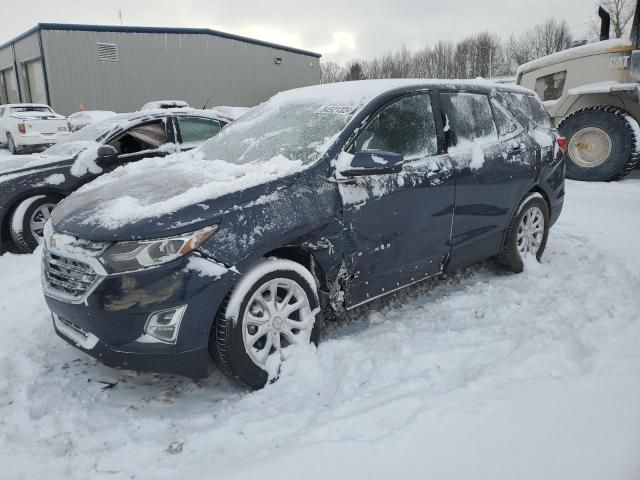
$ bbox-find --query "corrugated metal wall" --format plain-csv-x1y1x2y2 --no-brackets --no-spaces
42,29,320,115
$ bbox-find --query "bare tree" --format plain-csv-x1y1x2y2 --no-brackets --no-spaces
530,18,573,57
343,62,365,81
320,61,343,84
327,16,573,81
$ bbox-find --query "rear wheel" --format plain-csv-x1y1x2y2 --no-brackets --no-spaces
7,134,20,154
498,193,550,273
10,195,58,253
559,106,640,181
211,259,323,390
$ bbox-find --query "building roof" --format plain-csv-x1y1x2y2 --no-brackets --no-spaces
0,23,322,58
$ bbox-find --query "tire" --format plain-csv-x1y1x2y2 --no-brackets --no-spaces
211,259,323,390
10,195,59,253
558,106,640,182
498,193,550,273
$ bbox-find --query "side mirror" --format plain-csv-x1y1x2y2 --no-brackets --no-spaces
96,145,118,164
341,151,404,177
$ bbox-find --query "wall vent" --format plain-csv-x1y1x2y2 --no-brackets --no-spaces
97,42,119,62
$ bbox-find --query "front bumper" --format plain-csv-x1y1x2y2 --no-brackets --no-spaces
44,253,239,380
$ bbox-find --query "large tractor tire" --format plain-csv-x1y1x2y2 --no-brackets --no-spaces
558,106,640,182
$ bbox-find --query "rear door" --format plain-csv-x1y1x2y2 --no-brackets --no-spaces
339,92,455,308
441,91,535,269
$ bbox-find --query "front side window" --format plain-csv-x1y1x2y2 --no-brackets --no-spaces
177,117,222,144
108,121,167,155
355,94,437,159
535,71,566,101
441,92,498,145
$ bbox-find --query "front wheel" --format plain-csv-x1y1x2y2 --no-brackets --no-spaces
211,259,323,389
10,195,59,253
498,193,550,273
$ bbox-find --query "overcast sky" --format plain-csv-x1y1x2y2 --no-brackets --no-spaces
2,0,595,64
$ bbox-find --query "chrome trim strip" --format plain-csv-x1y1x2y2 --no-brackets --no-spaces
52,313,99,349
346,270,443,311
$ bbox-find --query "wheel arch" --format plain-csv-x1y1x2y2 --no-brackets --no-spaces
499,184,551,250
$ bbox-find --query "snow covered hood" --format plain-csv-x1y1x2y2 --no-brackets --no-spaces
517,38,633,75
51,149,303,241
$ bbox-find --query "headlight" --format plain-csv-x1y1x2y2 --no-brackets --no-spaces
99,225,218,273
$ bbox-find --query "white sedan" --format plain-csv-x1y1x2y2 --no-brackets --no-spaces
0,104,70,154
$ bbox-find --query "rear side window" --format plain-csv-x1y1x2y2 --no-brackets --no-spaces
440,92,497,145
177,117,222,144
535,71,566,101
490,99,521,138
503,93,553,128
355,94,437,159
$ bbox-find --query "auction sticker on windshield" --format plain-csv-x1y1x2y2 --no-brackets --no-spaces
315,105,358,115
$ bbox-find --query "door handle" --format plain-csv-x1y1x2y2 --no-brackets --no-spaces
426,170,449,181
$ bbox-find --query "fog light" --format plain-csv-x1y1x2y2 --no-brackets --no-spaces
144,306,187,344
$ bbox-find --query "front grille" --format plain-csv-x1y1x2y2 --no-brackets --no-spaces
44,252,99,300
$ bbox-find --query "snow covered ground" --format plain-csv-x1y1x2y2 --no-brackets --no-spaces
1,143,639,479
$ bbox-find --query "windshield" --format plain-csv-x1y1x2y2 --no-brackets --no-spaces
199,99,356,166
11,106,52,113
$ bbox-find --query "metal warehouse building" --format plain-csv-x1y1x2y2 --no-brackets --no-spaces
0,23,321,115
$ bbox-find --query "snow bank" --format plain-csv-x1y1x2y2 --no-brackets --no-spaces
1,178,640,479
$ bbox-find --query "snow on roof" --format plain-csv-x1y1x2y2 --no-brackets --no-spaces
3,103,52,108
267,79,533,108
141,100,190,111
517,38,633,75
209,106,251,121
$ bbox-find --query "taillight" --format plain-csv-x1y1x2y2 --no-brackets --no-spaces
17,123,26,134
68,122,72,132
556,135,567,153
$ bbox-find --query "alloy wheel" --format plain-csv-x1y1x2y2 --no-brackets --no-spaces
29,203,56,243
517,206,545,256
242,278,314,367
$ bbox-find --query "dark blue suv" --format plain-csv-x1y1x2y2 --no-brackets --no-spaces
42,80,565,389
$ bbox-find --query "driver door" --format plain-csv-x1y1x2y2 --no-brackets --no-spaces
338,93,455,308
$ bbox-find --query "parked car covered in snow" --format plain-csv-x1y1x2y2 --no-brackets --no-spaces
42,80,566,388
0,108,238,253
0,104,70,154
67,110,117,132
